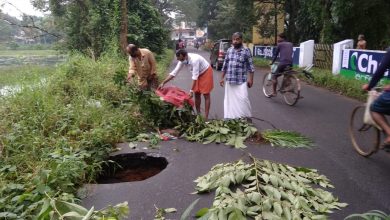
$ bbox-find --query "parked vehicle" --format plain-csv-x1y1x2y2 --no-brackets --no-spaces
210,39,231,70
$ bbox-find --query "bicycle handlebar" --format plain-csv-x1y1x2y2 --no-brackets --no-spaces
269,63,314,80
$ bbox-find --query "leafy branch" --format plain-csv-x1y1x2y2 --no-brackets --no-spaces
37,193,129,219
261,129,314,148
181,118,257,149
194,157,347,219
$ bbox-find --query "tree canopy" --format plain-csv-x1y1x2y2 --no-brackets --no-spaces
253,0,390,48
4,0,390,52
197,0,390,48
29,0,168,57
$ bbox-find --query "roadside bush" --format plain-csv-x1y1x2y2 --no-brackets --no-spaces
0,49,174,218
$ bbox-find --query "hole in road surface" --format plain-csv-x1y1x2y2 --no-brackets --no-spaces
97,153,168,183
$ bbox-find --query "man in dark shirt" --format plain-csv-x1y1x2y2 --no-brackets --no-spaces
269,33,293,96
363,48,390,146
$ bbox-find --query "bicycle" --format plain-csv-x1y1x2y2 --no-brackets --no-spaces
349,89,384,157
262,64,313,106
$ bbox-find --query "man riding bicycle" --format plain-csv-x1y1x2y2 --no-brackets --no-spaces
269,33,293,96
362,48,390,149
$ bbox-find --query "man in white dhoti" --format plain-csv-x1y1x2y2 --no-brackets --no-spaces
219,32,255,120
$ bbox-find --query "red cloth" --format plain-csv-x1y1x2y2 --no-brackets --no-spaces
155,86,194,108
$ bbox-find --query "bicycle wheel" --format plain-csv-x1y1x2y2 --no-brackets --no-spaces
349,105,380,157
262,73,274,98
281,74,300,106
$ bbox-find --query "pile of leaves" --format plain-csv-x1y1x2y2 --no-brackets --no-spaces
177,117,314,149
194,156,347,219
179,118,257,149
262,130,314,149
127,87,195,129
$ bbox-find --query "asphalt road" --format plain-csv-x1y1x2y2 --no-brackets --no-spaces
82,47,390,219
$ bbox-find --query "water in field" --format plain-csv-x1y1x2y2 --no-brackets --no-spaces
0,85,21,96
0,78,50,97
0,55,67,67
0,50,64,96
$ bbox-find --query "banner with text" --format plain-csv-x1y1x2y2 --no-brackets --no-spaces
341,49,389,82
253,45,300,66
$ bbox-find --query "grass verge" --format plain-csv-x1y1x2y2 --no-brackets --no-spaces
253,57,270,67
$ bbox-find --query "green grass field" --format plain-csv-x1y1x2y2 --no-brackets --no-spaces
0,65,54,87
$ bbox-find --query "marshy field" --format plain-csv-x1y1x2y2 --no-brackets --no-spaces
0,49,66,95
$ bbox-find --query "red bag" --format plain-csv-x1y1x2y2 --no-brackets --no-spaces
155,86,194,108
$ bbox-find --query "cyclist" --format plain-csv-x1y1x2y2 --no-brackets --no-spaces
362,48,390,149
195,41,200,50
269,33,293,96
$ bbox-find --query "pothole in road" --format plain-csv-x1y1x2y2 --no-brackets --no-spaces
97,152,168,184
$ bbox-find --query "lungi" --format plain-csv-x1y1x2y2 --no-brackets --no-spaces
193,66,214,94
224,82,251,119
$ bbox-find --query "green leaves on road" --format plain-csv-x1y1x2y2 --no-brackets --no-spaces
180,116,314,149
262,130,315,149
194,156,347,219
181,117,257,149
345,210,390,220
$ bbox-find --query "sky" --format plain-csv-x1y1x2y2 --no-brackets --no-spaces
0,0,45,19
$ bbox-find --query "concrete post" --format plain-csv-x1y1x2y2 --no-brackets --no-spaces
333,39,354,75
299,40,314,67
246,43,254,55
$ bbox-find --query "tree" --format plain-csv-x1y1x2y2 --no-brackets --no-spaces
127,0,168,54
151,0,176,29
120,0,128,54
31,0,168,56
205,0,255,40
254,0,285,45
172,0,201,23
254,0,334,44
0,13,19,42
197,0,220,29
284,0,299,44
294,0,323,43
332,0,390,49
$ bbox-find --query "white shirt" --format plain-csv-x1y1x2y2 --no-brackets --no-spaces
169,53,210,80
